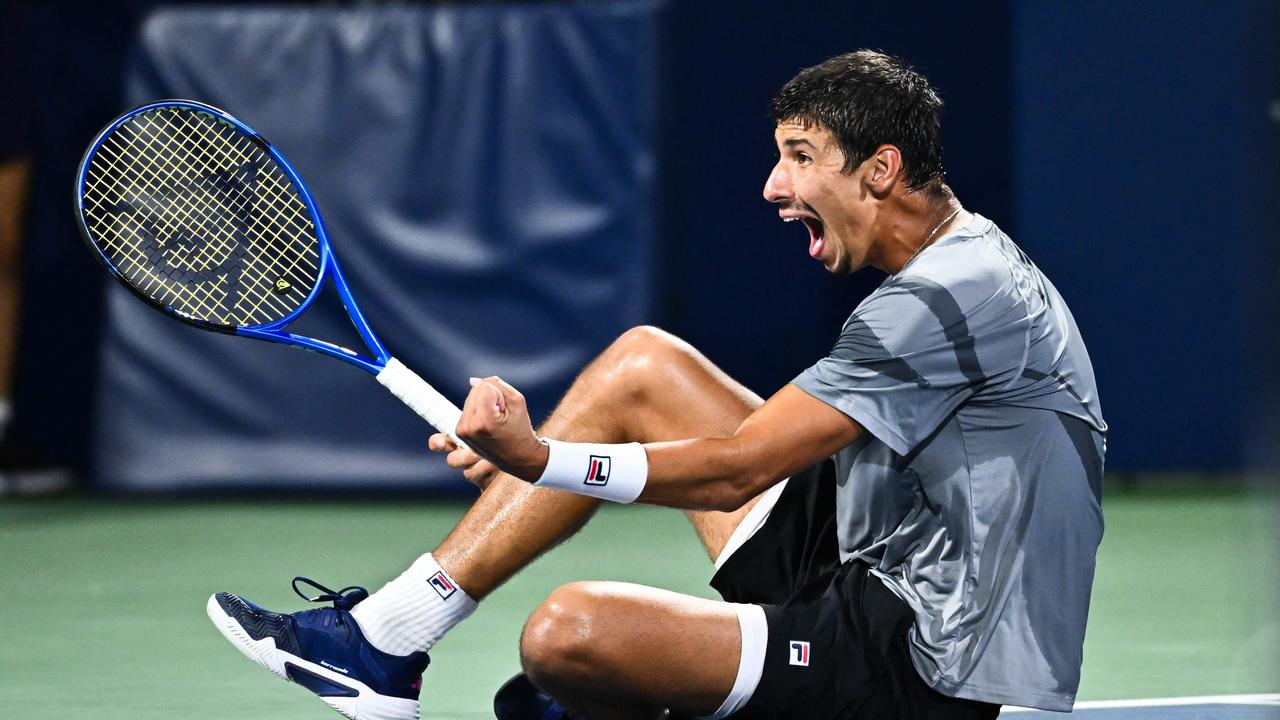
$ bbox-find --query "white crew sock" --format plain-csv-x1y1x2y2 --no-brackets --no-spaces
350,553,477,656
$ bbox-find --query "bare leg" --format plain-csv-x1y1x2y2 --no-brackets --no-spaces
435,326,765,599
520,581,743,719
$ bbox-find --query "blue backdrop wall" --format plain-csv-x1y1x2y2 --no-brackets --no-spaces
90,3,662,490
1008,1,1278,471
659,0,1277,474
8,1,1276,489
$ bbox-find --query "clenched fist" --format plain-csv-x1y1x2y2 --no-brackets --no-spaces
450,376,549,482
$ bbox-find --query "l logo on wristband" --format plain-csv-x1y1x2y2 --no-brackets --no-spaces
584,455,612,485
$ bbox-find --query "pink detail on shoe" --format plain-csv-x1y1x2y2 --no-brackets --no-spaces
411,677,422,691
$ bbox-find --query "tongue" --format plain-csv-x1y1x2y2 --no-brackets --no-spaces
808,227,824,259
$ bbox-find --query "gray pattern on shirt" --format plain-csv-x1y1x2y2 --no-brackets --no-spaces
793,214,1106,712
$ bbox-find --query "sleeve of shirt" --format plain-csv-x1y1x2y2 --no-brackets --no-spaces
793,273,1028,456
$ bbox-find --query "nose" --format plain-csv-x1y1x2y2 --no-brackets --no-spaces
763,162,792,204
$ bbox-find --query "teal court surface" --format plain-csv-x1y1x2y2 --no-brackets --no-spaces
1,482,1276,719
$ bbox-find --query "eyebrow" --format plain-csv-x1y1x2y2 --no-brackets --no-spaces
782,138,816,149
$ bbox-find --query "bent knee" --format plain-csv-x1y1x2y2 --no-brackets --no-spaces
612,325,689,363
519,582,608,684
602,326,697,389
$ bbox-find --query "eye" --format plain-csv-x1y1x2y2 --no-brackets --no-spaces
796,152,812,165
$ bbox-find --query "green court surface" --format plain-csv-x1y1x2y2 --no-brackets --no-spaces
1,483,1276,719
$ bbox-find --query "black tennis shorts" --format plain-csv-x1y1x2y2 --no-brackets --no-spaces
708,460,1001,720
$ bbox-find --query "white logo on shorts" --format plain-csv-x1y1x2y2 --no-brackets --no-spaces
789,640,810,667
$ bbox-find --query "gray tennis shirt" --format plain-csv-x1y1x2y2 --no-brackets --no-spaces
793,213,1105,712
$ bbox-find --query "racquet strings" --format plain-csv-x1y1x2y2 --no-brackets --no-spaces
80,106,321,328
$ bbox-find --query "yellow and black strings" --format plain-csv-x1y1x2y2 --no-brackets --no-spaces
82,107,321,327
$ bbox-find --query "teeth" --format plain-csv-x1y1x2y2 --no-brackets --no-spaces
783,217,798,222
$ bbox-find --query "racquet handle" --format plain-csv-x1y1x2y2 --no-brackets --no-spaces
376,357,467,447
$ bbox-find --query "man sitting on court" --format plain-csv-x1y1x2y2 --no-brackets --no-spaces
209,50,1106,720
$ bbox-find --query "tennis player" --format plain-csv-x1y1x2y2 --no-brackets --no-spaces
210,50,1106,720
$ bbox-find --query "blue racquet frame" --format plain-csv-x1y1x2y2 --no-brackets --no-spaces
75,100,465,439
75,99,390,375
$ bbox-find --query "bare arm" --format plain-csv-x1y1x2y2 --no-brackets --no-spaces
449,376,861,512
0,158,31,400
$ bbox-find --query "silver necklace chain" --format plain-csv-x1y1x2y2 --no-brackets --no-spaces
900,207,961,274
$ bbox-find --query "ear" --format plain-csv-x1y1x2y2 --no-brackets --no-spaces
865,145,903,197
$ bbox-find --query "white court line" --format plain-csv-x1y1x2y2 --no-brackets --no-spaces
1002,693,1280,712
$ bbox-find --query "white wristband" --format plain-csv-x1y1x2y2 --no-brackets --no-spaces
534,438,648,504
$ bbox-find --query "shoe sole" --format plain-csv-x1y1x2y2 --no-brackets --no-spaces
206,594,420,720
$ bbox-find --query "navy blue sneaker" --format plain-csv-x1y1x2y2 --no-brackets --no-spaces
208,577,430,720
493,674,579,720
493,674,693,720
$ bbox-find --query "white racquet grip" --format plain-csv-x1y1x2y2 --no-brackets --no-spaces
376,357,466,444
534,438,648,503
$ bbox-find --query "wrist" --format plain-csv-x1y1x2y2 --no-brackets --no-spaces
520,437,551,481
532,438,648,503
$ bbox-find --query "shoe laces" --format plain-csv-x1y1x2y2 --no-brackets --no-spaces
291,577,370,626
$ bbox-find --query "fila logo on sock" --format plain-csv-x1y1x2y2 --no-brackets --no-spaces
583,455,611,486
427,570,458,600
789,640,810,667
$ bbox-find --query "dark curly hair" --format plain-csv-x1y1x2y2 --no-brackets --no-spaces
769,50,945,191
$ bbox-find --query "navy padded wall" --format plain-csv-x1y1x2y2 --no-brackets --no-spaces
1011,0,1277,471
89,3,662,490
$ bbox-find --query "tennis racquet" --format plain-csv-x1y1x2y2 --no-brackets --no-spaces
74,99,465,441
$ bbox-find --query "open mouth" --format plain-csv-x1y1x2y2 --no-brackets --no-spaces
783,213,826,259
